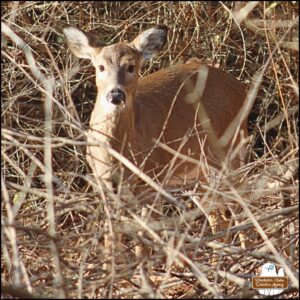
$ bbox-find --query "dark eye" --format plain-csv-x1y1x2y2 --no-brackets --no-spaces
127,65,135,73
99,65,105,72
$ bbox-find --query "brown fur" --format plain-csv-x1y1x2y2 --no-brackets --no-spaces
63,25,247,188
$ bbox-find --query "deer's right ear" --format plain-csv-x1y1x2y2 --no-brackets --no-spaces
63,26,103,61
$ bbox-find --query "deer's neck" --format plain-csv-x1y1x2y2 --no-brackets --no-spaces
89,97,135,148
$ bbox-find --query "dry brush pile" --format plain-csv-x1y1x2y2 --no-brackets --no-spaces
1,1,299,299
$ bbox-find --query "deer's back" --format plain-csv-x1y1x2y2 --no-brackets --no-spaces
128,61,247,182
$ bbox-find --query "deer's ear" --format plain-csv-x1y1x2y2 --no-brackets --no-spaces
63,26,104,60
131,25,167,60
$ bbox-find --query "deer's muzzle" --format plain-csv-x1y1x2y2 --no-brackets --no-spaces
106,88,125,105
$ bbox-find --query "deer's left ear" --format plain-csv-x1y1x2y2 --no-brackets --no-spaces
131,25,168,60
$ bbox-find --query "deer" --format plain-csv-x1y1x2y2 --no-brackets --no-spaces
63,24,248,263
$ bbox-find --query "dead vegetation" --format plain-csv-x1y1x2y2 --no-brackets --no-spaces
1,1,299,299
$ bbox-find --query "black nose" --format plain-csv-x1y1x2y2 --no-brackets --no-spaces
106,88,125,105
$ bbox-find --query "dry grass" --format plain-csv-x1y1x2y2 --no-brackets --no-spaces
1,1,299,299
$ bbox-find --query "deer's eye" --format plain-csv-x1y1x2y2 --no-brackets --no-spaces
99,65,105,72
127,65,135,73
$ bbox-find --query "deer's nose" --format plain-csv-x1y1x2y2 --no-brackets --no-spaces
106,88,125,105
